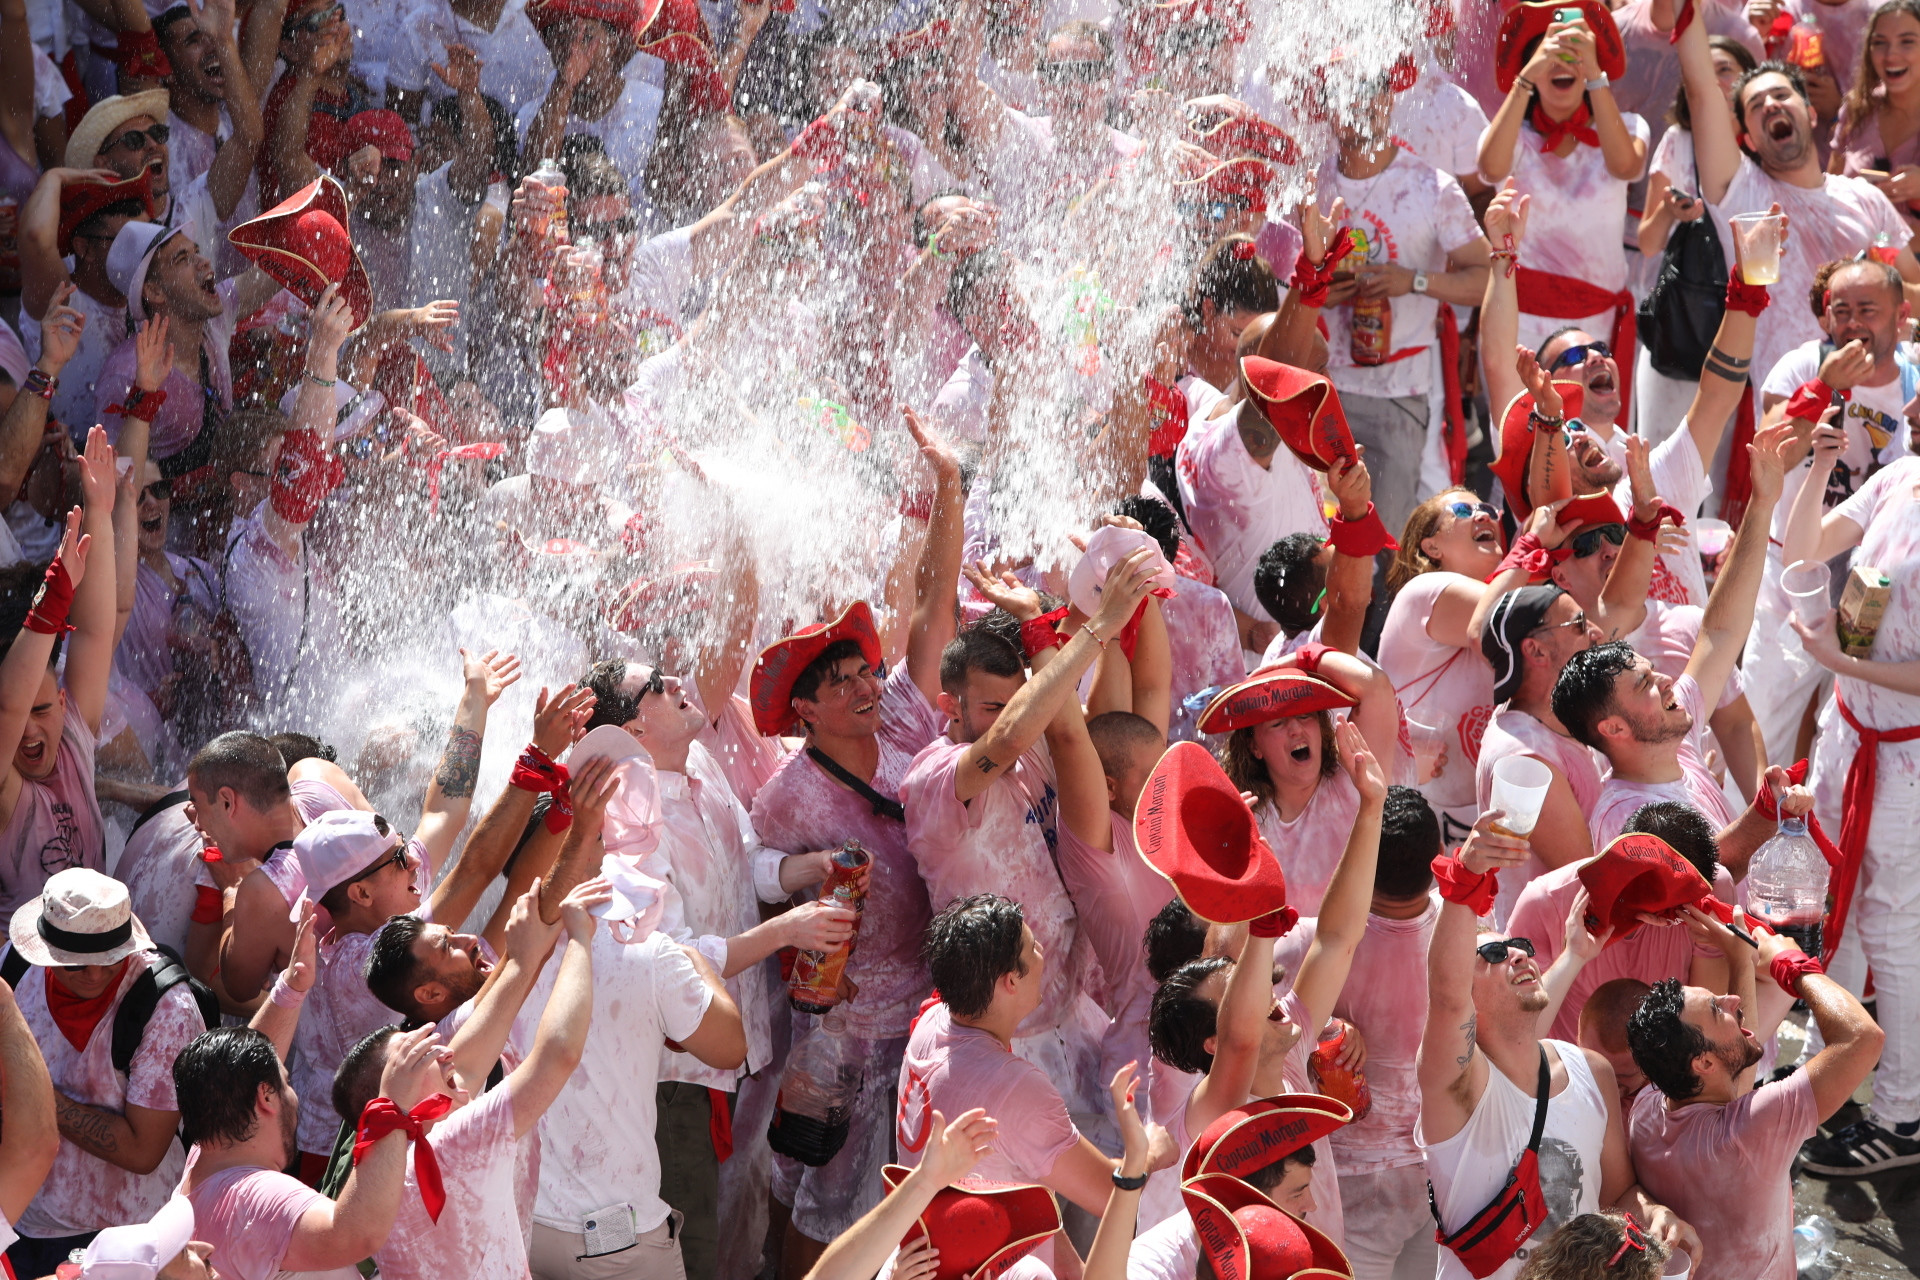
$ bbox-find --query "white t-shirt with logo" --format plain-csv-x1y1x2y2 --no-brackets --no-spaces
1760,340,1914,544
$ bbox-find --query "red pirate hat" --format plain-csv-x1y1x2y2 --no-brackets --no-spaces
1490,382,1586,519
57,170,155,257
1175,157,1275,215
1239,357,1357,473
1496,0,1627,93
1191,116,1299,167
1134,741,1291,924
1301,48,1418,121
607,562,721,634
879,1167,1062,1280
525,0,643,31
1197,666,1357,735
226,176,374,330
1182,1173,1354,1280
749,601,884,736
1576,833,1712,945
877,17,954,66
1183,1095,1354,1183
636,0,716,66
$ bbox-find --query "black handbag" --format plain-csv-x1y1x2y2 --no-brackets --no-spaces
1637,209,1728,380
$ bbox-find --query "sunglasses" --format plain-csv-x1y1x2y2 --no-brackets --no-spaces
1606,1214,1649,1268
283,2,344,34
1039,59,1112,85
345,841,408,886
1550,339,1612,370
1570,523,1627,558
635,666,666,700
139,479,172,503
1443,499,1499,522
1474,936,1536,965
103,123,170,153
1531,609,1589,636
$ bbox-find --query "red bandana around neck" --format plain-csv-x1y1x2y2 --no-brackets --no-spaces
45,961,129,1051
1530,99,1600,151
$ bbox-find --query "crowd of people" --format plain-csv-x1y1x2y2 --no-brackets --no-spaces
0,0,1915,1277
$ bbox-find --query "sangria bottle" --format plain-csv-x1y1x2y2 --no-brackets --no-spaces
789,840,871,1013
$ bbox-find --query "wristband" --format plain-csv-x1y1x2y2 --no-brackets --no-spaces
23,369,55,401
509,745,574,832
304,370,337,389
108,386,168,422
1627,500,1684,544
1248,905,1300,938
1112,1170,1149,1191
1488,248,1518,280
1494,531,1571,581
1327,503,1398,557
1585,73,1610,90
1770,948,1824,996
1290,639,1335,676
355,1095,454,1222
269,972,309,1008
1289,228,1357,308
23,556,77,636
1668,0,1695,42
792,116,846,167
1527,409,1565,432
1081,622,1111,650
1724,273,1771,316
1431,853,1499,915
191,883,224,926
1021,608,1070,659
1783,378,1838,424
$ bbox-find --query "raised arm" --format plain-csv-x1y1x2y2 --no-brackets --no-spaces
1686,422,1791,707
508,881,608,1136
65,427,119,737
1290,724,1386,1037
197,0,261,221
1320,454,1380,655
0,0,35,168
1479,182,1528,423
0,515,86,814
904,407,965,705
0,975,58,1224
1673,0,1741,203
536,756,617,924
1767,929,1883,1118
1535,888,1612,1035
1675,250,1766,462
804,1109,999,1280
1257,197,1348,370
249,902,316,1062
1780,415,1863,566
0,286,83,498
1084,1064,1151,1280
1184,919,1282,1139
414,648,522,872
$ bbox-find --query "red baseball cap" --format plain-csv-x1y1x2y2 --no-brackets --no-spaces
226,175,373,330
1577,832,1713,944
1496,0,1626,93
1183,1095,1354,1183
1182,1173,1353,1280
879,1167,1061,1280
342,110,415,164
1197,667,1357,736
1241,357,1357,473
749,601,884,737
1490,381,1586,520
1135,741,1291,924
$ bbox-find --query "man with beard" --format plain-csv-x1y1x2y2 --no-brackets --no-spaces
156,0,283,191
1624,932,1881,1280
174,1023,434,1280
1418,815,1697,1280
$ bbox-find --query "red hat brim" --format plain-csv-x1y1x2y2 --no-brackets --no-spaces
1183,1094,1354,1182
749,600,884,736
1198,667,1357,736
637,0,715,67
1560,490,1625,532
1175,157,1275,215
58,170,155,258
1192,117,1299,167
1491,381,1586,520
1496,0,1626,93
1134,741,1290,924
1242,357,1356,472
226,176,373,331
881,1166,1061,1280
1577,833,1712,944
1182,1173,1353,1280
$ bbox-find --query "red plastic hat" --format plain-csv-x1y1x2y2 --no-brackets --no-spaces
1490,381,1585,520
1192,116,1299,167
1175,157,1275,215
1182,1173,1353,1280
341,109,415,163
57,170,155,257
1183,1095,1354,1182
226,176,374,330
749,601,884,736
1577,832,1712,945
526,0,643,31
1496,0,1627,92
1197,666,1357,735
608,562,721,634
1241,357,1357,472
880,1167,1061,1280
636,0,717,67
1559,489,1625,533
1135,741,1291,924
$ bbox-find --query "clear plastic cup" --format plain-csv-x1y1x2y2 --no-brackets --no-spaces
1407,715,1446,785
1730,212,1786,286
1488,756,1552,837
1662,1249,1691,1280
1693,517,1731,582
1782,559,1831,625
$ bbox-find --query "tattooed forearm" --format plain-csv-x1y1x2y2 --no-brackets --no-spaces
435,725,483,799
56,1091,123,1159
1455,1013,1477,1070
1703,346,1751,383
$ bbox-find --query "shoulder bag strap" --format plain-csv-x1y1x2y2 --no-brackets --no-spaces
804,745,905,823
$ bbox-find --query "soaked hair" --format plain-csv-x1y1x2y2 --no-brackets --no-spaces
1144,897,1207,983
790,638,871,709
333,1025,400,1123
1626,977,1710,1101
174,1027,284,1147
188,731,291,810
581,657,642,730
1184,234,1279,330
1387,488,1480,591
939,626,1024,694
1624,800,1719,882
1551,640,1638,751
1379,785,1440,898
1217,713,1338,812
268,731,335,765
1151,955,1230,1074
1670,35,1758,131
1116,495,1181,561
1043,18,1114,61
366,915,431,1020
1254,533,1327,636
1514,1211,1668,1280
923,894,1029,1019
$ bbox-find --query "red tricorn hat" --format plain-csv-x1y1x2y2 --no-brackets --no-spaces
1183,1095,1354,1183
879,1167,1061,1280
226,176,373,330
607,561,721,634
58,170,155,257
1175,157,1275,215
1241,358,1357,473
877,17,954,66
1490,381,1585,520
1197,666,1357,736
1192,116,1299,167
1496,0,1626,93
1577,832,1712,945
1182,1173,1354,1280
526,0,643,31
1134,741,1291,924
749,601,884,737
636,0,717,67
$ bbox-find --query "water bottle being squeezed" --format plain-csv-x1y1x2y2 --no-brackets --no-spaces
1747,814,1828,958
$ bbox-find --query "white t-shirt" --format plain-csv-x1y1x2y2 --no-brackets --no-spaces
373,1081,531,1280
1760,341,1914,544
1255,769,1362,918
392,0,552,116
1394,76,1492,179
1320,149,1482,400
1378,572,1495,819
1175,400,1328,618
1596,420,1714,606
514,58,667,203
932,347,993,446
1489,113,1650,296
19,282,129,436
1651,124,1697,194
1828,456,1920,759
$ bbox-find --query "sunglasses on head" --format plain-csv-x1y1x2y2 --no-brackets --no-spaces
1443,499,1499,522
1570,523,1627,558
104,123,170,153
1039,59,1111,85
284,2,344,34
1550,339,1611,371
1474,936,1535,965
1606,1214,1650,1268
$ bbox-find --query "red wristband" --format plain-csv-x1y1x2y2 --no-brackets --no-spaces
191,884,224,925
1431,853,1499,915
792,116,844,166
1627,500,1684,544
23,557,77,636
1783,378,1838,424
1327,503,1398,557
1248,906,1300,938
1290,639,1335,675
1021,608,1070,660
1289,229,1356,309
108,386,168,422
1725,273,1770,316
1494,531,1570,581
1668,0,1695,42
1771,948,1824,996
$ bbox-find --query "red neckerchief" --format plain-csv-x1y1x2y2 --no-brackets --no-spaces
1531,99,1600,151
45,961,129,1051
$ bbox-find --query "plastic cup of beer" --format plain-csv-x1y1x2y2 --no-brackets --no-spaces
1729,212,1785,286
1488,757,1552,837
1407,714,1446,785
1782,559,1831,626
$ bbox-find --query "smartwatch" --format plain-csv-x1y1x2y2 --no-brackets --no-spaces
1412,271,1431,295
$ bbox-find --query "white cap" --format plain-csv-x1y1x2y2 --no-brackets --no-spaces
105,220,182,322
80,1196,196,1280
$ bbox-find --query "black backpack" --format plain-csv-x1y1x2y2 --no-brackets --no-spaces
1637,211,1728,381
2,943,219,1073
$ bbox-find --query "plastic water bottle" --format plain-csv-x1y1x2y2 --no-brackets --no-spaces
767,1016,863,1166
1793,1215,1835,1275
1747,815,1828,958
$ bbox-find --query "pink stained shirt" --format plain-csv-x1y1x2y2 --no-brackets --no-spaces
895,1002,1079,1184
183,1161,360,1280
116,797,203,955
1625,1070,1819,1280
12,952,208,1237
1256,766,1362,918
0,702,105,917
1506,858,1736,1042
1588,674,1736,848
1054,811,1173,1020
1162,574,1247,746
899,738,1090,1037
694,690,788,810
1475,707,1609,927
373,1081,532,1280
1488,113,1649,299
1378,572,1496,822
750,662,945,1039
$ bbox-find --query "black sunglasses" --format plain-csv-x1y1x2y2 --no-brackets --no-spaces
1039,59,1111,85
1475,936,1536,965
1550,339,1611,370
103,123,170,153
139,479,172,503
636,666,666,700
345,841,408,886
1570,523,1627,559
283,2,343,34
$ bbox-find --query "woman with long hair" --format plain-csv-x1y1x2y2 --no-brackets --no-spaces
1831,0,1920,240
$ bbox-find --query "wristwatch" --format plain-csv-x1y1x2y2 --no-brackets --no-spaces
1586,72,1611,91
1412,271,1431,295
1112,1169,1148,1191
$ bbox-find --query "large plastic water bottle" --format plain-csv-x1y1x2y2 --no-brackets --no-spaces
1793,1215,1835,1274
1747,815,1829,957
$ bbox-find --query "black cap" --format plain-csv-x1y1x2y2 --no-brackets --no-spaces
1481,585,1566,704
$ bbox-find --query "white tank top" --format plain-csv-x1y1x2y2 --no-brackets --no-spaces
1419,1039,1608,1280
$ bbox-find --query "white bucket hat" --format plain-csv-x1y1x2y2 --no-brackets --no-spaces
80,1195,197,1280
10,868,153,968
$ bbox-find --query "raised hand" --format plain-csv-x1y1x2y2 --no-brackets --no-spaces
567,755,622,832
1088,547,1162,637
1299,194,1349,267
918,1107,998,1188
308,282,356,367
1514,345,1565,421
1325,447,1372,520
1458,808,1532,875
1336,719,1386,804
80,425,116,513
1524,494,1583,550
503,886,562,965
961,561,1045,621
1564,887,1614,963
37,283,87,376
903,404,961,486
1483,179,1530,249
461,647,522,706
285,899,319,993
1816,339,1874,393
533,683,597,757
431,42,483,94
379,1024,453,1111
405,300,461,353
1745,420,1797,506
558,876,612,941
132,315,173,393
1109,1060,1150,1176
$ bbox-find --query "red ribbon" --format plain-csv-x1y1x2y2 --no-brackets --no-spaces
270,427,345,526
1431,854,1498,915
1494,532,1572,582
107,386,168,422
1514,266,1636,413
1830,691,1920,964
1719,384,1758,528
23,556,77,636
1021,607,1070,660
1290,639,1336,675
1627,500,1685,544
1530,100,1600,151
1668,0,1694,42
1327,503,1398,557
1290,229,1357,309
1725,275,1771,316
1784,378,1839,424
1144,376,1190,458
1771,948,1825,996
1248,906,1299,938
509,745,575,833
354,1094,455,1222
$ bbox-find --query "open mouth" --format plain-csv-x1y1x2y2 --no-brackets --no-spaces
474,951,493,977
1550,70,1578,90
18,739,45,767
1472,527,1498,544
852,698,877,716
139,515,164,534
1587,370,1615,394
1767,116,1794,141
1288,743,1312,762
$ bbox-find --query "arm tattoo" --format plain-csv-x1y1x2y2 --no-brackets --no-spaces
1455,1013,1477,1070
435,725,483,799
974,755,997,775
1703,345,1751,383
55,1091,122,1158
